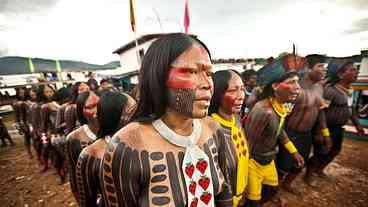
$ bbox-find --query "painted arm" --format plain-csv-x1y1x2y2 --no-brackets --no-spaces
65,105,77,134
101,138,141,207
66,135,83,201
211,129,233,206
76,150,99,207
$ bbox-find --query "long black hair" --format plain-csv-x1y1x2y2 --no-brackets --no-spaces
209,70,239,114
36,84,55,103
75,91,91,125
55,87,72,104
132,33,211,123
97,91,127,138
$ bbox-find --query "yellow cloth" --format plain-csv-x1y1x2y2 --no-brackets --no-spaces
321,128,330,137
212,114,249,207
284,141,298,154
246,159,278,201
268,97,288,136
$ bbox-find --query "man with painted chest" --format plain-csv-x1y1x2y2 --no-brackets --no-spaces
244,57,305,207
101,33,232,207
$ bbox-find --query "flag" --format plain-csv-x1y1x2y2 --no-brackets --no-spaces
129,0,136,32
28,57,35,73
184,0,190,34
55,59,62,73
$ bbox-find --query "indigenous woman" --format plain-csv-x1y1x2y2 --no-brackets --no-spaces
38,84,58,172
64,82,90,134
66,91,100,201
209,70,249,207
14,87,32,157
101,33,232,207
76,91,136,207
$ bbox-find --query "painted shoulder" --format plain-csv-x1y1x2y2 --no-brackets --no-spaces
81,139,106,159
252,99,274,116
202,116,222,131
112,122,147,149
66,126,84,141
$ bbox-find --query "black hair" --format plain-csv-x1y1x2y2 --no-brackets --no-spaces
36,84,55,103
327,61,354,85
76,91,91,125
97,91,127,138
15,87,29,101
258,71,299,100
55,87,72,104
71,82,82,104
209,70,239,114
241,69,257,82
87,78,98,90
305,54,326,69
100,78,110,85
132,33,211,122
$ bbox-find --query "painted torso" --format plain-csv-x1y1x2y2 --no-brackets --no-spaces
77,138,109,207
286,84,324,132
66,125,97,199
245,99,287,165
324,85,350,126
101,117,232,207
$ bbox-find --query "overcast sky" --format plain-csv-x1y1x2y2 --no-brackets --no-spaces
1,0,367,64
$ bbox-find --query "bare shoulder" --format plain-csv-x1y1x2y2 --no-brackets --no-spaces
252,99,274,115
112,122,148,149
201,116,222,131
66,127,83,141
81,139,106,159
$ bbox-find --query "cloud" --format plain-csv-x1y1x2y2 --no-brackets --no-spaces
344,18,368,34
0,0,59,14
337,0,368,10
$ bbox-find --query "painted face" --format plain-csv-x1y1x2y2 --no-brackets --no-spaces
340,64,359,83
273,76,301,103
83,92,100,120
78,83,90,94
43,85,54,100
221,72,245,114
309,63,326,82
166,43,213,118
30,90,37,101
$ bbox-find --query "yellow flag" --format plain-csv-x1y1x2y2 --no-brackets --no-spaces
55,59,62,73
28,57,35,73
129,0,136,32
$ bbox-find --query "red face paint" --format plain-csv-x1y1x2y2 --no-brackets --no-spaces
278,82,292,90
223,93,237,112
83,95,100,118
166,67,196,89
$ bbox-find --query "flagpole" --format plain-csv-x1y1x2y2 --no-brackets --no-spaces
130,0,141,67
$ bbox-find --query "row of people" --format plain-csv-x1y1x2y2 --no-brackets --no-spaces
12,33,363,207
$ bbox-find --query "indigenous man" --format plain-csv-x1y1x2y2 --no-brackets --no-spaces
309,61,365,178
244,56,305,207
276,54,332,193
101,33,232,207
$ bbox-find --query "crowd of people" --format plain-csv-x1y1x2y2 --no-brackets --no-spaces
2,33,365,207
